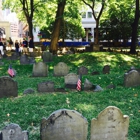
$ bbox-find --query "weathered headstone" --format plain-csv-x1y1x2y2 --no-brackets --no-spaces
40,109,88,140
0,76,18,98
90,106,129,140
32,62,48,77
77,66,88,75
124,70,140,87
42,51,53,62
1,123,28,140
20,54,29,65
64,73,79,89
10,52,19,60
53,62,69,76
103,65,110,74
37,81,54,92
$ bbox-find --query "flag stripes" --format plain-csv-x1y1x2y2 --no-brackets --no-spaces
8,65,15,77
77,75,82,91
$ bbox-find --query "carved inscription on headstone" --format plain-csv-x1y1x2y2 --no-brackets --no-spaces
64,73,79,89
124,70,140,87
90,106,129,140
32,62,48,77
40,109,88,140
1,123,28,140
0,76,18,98
53,62,69,76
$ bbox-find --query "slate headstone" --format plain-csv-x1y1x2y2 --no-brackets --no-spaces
32,62,48,77
20,54,29,65
42,51,53,62
40,109,88,140
77,66,88,75
103,65,110,74
90,106,129,140
124,70,140,87
1,123,28,140
0,76,18,98
37,81,54,92
53,62,69,76
64,73,79,89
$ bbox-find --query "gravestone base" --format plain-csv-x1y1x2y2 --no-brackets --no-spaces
65,84,77,89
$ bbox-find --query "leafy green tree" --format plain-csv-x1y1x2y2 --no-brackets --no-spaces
100,0,134,46
3,0,45,40
81,0,106,45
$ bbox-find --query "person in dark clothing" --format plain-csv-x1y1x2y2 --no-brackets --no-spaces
29,37,34,53
15,40,19,53
0,40,4,57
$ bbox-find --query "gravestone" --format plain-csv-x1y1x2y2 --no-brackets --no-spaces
1,123,28,140
64,73,79,89
53,62,69,76
124,70,140,87
40,109,88,140
84,78,94,90
77,66,88,75
32,62,48,77
42,51,53,62
37,81,54,92
0,76,18,98
90,106,129,140
103,65,110,74
10,52,19,60
20,54,29,65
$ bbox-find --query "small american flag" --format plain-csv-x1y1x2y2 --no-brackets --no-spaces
76,75,82,91
8,65,15,77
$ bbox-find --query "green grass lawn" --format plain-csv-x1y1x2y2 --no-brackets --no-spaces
0,52,140,140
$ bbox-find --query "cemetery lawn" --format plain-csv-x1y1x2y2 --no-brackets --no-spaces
0,52,140,140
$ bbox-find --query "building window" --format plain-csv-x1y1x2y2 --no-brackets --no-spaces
81,12,86,18
87,12,92,18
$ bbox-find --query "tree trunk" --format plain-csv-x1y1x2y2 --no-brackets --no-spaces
50,0,66,54
27,17,34,39
95,20,99,45
130,0,139,54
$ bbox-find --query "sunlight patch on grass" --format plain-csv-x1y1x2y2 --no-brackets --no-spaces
76,103,95,112
120,54,136,62
71,59,84,65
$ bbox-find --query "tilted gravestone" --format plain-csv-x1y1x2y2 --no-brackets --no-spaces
84,78,94,90
77,66,88,75
0,76,18,98
90,106,129,140
1,123,28,140
64,73,79,89
37,81,54,92
53,62,69,76
40,109,88,140
32,62,48,77
42,51,53,62
124,70,140,87
102,65,110,74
